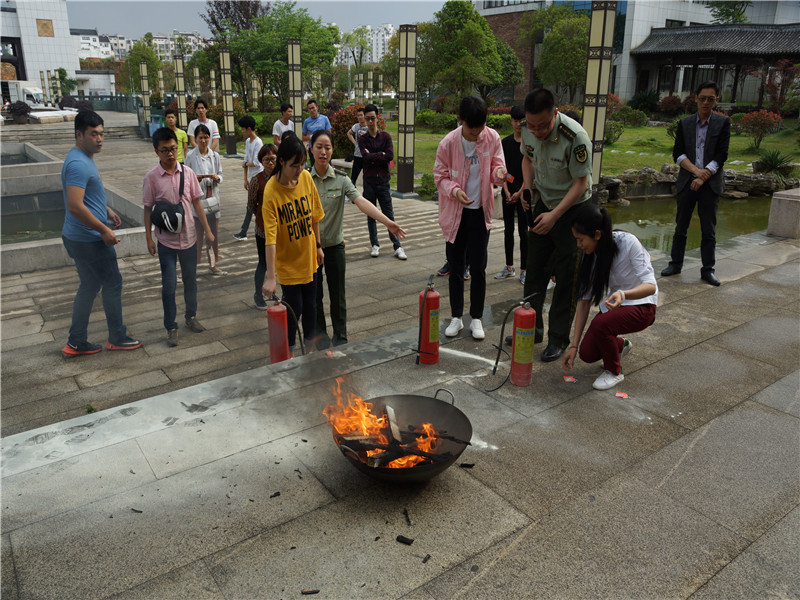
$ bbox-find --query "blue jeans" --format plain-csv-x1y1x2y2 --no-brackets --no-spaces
62,236,126,345
363,181,400,250
157,242,198,331
238,207,252,237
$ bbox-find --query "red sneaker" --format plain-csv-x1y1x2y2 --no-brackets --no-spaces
62,341,102,358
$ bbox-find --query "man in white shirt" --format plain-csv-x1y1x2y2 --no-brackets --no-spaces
272,102,295,146
187,98,220,152
347,107,368,184
233,115,263,241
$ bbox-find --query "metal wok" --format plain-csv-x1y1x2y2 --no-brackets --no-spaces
333,389,472,483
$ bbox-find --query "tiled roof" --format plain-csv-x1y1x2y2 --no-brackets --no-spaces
631,23,800,57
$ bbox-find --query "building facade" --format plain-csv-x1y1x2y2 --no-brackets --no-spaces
70,28,113,60
476,0,799,101
1,0,79,84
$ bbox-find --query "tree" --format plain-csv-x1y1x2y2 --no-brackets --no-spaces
200,0,270,107
56,67,78,95
536,13,590,103
427,1,501,100
517,3,575,47
122,33,160,93
229,1,337,108
476,36,523,103
764,59,799,114
708,1,752,24
341,26,371,68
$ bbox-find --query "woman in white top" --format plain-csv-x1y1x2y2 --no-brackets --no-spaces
563,203,658,390
184,124,225,275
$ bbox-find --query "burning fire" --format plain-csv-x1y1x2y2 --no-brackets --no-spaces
323,377,439,469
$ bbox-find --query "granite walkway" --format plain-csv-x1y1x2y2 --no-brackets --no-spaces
1,112,799,599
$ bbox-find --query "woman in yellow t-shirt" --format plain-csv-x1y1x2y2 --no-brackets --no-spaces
262,135,325,353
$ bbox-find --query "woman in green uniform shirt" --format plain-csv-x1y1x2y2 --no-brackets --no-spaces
308,129,407,347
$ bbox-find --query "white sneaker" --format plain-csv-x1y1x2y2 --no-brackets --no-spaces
445,317,463,337
370,245,380,257
593,370,624,390
620,338,632,359
470,318,485,340
394,247,407,260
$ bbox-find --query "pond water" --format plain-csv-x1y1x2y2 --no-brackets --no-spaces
1,194,138,244
607,196,772,253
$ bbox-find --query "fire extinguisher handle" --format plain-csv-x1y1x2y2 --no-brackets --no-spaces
427,273,435,288
433,388,455,405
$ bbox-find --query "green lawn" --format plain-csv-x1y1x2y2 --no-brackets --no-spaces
600,119,799,175
240,115,798,196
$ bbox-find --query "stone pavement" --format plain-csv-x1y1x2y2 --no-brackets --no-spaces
1,112,799,599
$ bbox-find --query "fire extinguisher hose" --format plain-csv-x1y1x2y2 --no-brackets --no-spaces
486,291,539,393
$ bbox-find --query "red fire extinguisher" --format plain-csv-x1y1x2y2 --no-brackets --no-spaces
510,302,536,387
417,275,440,365
267,299,290,364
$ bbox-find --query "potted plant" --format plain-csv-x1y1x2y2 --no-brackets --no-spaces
7,101,31,124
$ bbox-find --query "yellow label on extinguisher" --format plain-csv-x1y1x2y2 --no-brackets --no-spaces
514,327,535,364
429,309,439,343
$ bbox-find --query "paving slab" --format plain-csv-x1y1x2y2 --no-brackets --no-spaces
204,468,529,600
108,559,226,600
620,341,783,430
461,391,686,520
9,437,335,600
0,534,18,600
431,473,748,600
690,506,800,599
629,401,800,541
1,439,155,533
710,311,800,372
751,369,800,418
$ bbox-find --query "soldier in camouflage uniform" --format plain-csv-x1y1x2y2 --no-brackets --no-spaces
512,89,593,363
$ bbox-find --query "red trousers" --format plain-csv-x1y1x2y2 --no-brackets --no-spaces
579,303,656,375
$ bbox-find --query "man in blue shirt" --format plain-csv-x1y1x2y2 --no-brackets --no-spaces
61,110,143,357
301,99,331,147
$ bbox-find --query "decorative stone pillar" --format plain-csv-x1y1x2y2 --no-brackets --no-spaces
174,55,188,128
139,61,151,137
193,66,201,98
288,38,303,137
583,1,617,192
394,25,418,198
219,48,237,157
210,68,217,105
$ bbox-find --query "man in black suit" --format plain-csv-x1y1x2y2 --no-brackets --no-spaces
662,81,731,286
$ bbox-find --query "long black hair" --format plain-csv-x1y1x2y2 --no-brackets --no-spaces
571,203,618,306
271,134,306,180
309,129,334,169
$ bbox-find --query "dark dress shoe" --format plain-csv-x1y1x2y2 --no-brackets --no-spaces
701,271,721,286
661,264,682,277
541,342,563,362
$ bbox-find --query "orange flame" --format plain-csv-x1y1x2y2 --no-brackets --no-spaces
323,377,439,469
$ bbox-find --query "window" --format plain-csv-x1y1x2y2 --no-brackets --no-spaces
666,19,684,28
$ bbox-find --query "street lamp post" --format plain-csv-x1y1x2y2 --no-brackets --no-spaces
174,54,188,129
210,68,217,105
251,75,259,110
394,25,418,198
288,38,303,137
583,1,618,194
139,61,151,137
193,66,201,98
219,48,238,157
367,70,373,104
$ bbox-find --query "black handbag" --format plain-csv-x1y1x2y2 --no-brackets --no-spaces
151,167,185,233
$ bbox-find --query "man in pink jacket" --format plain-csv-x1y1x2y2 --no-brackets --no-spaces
433,96,507,340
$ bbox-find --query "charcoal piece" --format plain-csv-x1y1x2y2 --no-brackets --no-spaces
301,590,320,595
459,463,475,469
423,554,431,563
396,535,414,545
403,508,412,526
270,491,280,498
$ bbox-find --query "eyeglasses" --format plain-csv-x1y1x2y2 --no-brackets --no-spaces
364,116,377,122
158,146,178,155
526,115,554,134
262,156,277,163
697,95,717,103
